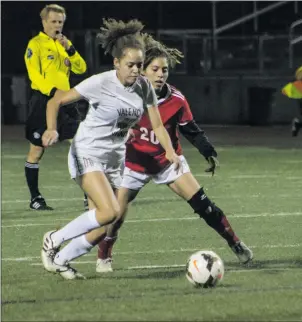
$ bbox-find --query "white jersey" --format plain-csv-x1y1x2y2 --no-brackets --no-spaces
72,70,157,163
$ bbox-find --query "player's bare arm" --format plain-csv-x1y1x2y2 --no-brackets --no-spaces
147,105,182,172
42,88,82,147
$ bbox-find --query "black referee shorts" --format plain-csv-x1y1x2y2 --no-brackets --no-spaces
25,90,81,147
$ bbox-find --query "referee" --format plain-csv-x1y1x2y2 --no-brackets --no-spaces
292,66,302,136
24,4,87,210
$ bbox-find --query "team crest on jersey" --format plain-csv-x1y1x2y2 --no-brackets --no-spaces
27,48,33,58
64,58,71,67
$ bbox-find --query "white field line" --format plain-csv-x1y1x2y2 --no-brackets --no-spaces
2,209,302,224
2,155,68,159
3,148,302,160
1,207,92,217
1,197,90,204
283,160,302,164
29,263,300,274
1,186,77,191
2,243,301,263
2,191,302,205
220,175,302,180
3,173,302,181
1,149,226,159
2,212,302,228
126,266,298,273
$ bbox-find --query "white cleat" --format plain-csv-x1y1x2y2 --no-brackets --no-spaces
53,262,86,280
41,231,85,280
41,230,60,272
231,241,253,264
96,258,113,273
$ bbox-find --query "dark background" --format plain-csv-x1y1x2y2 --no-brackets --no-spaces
1,1,301,125
2,1,300,75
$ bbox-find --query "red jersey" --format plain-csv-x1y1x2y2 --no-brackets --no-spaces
125,84,193,174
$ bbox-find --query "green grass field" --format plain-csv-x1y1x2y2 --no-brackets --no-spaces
1,125,302,321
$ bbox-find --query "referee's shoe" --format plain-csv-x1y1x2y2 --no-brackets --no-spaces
30,195,53,210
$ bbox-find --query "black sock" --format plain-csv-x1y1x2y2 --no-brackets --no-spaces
25,162,40,199
200,207,240,247
188,189,240,247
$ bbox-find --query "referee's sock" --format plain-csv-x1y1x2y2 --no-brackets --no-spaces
25,161,41,200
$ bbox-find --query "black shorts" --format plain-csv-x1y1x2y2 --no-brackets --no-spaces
25,90,81,147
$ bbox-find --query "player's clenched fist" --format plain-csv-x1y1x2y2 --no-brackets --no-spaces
165,151,183,174
42,129,59,147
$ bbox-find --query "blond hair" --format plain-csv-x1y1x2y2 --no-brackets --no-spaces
40,4,66,21
97,18,145,59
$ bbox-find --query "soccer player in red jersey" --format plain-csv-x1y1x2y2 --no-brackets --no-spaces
52,35,253,274
94,35,253,272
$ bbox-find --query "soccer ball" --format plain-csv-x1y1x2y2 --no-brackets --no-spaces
186,250,224,288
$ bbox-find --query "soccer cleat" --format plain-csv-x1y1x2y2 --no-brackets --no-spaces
230,241,253,264
41,231,60,272
30,195,53,211
291,118,301,137
52,261,86,280
96,258,113,273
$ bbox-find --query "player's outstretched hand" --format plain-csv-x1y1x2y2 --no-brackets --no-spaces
205,156,219,176
42,130,59,147
166,151,183,174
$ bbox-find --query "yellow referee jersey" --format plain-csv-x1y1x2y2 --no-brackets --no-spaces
24,31,87,97
282,66,302,99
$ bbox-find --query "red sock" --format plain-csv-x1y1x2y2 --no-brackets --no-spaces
97,236,118,259
200,207,240,246
187,189,240,247
219,215,240,246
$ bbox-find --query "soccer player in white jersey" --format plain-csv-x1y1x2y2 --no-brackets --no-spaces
40,19,182,279
41,34,253,279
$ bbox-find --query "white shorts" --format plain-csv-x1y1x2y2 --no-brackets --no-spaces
68,149,122,189
121,155,191,190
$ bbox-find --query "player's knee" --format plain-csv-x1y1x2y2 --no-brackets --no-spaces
187,188,221,219
96,204,121,225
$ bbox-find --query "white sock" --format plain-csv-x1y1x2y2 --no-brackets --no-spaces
52,209,100,246
54,235,93,266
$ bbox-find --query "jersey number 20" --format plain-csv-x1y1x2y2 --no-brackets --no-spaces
140,127,159,145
